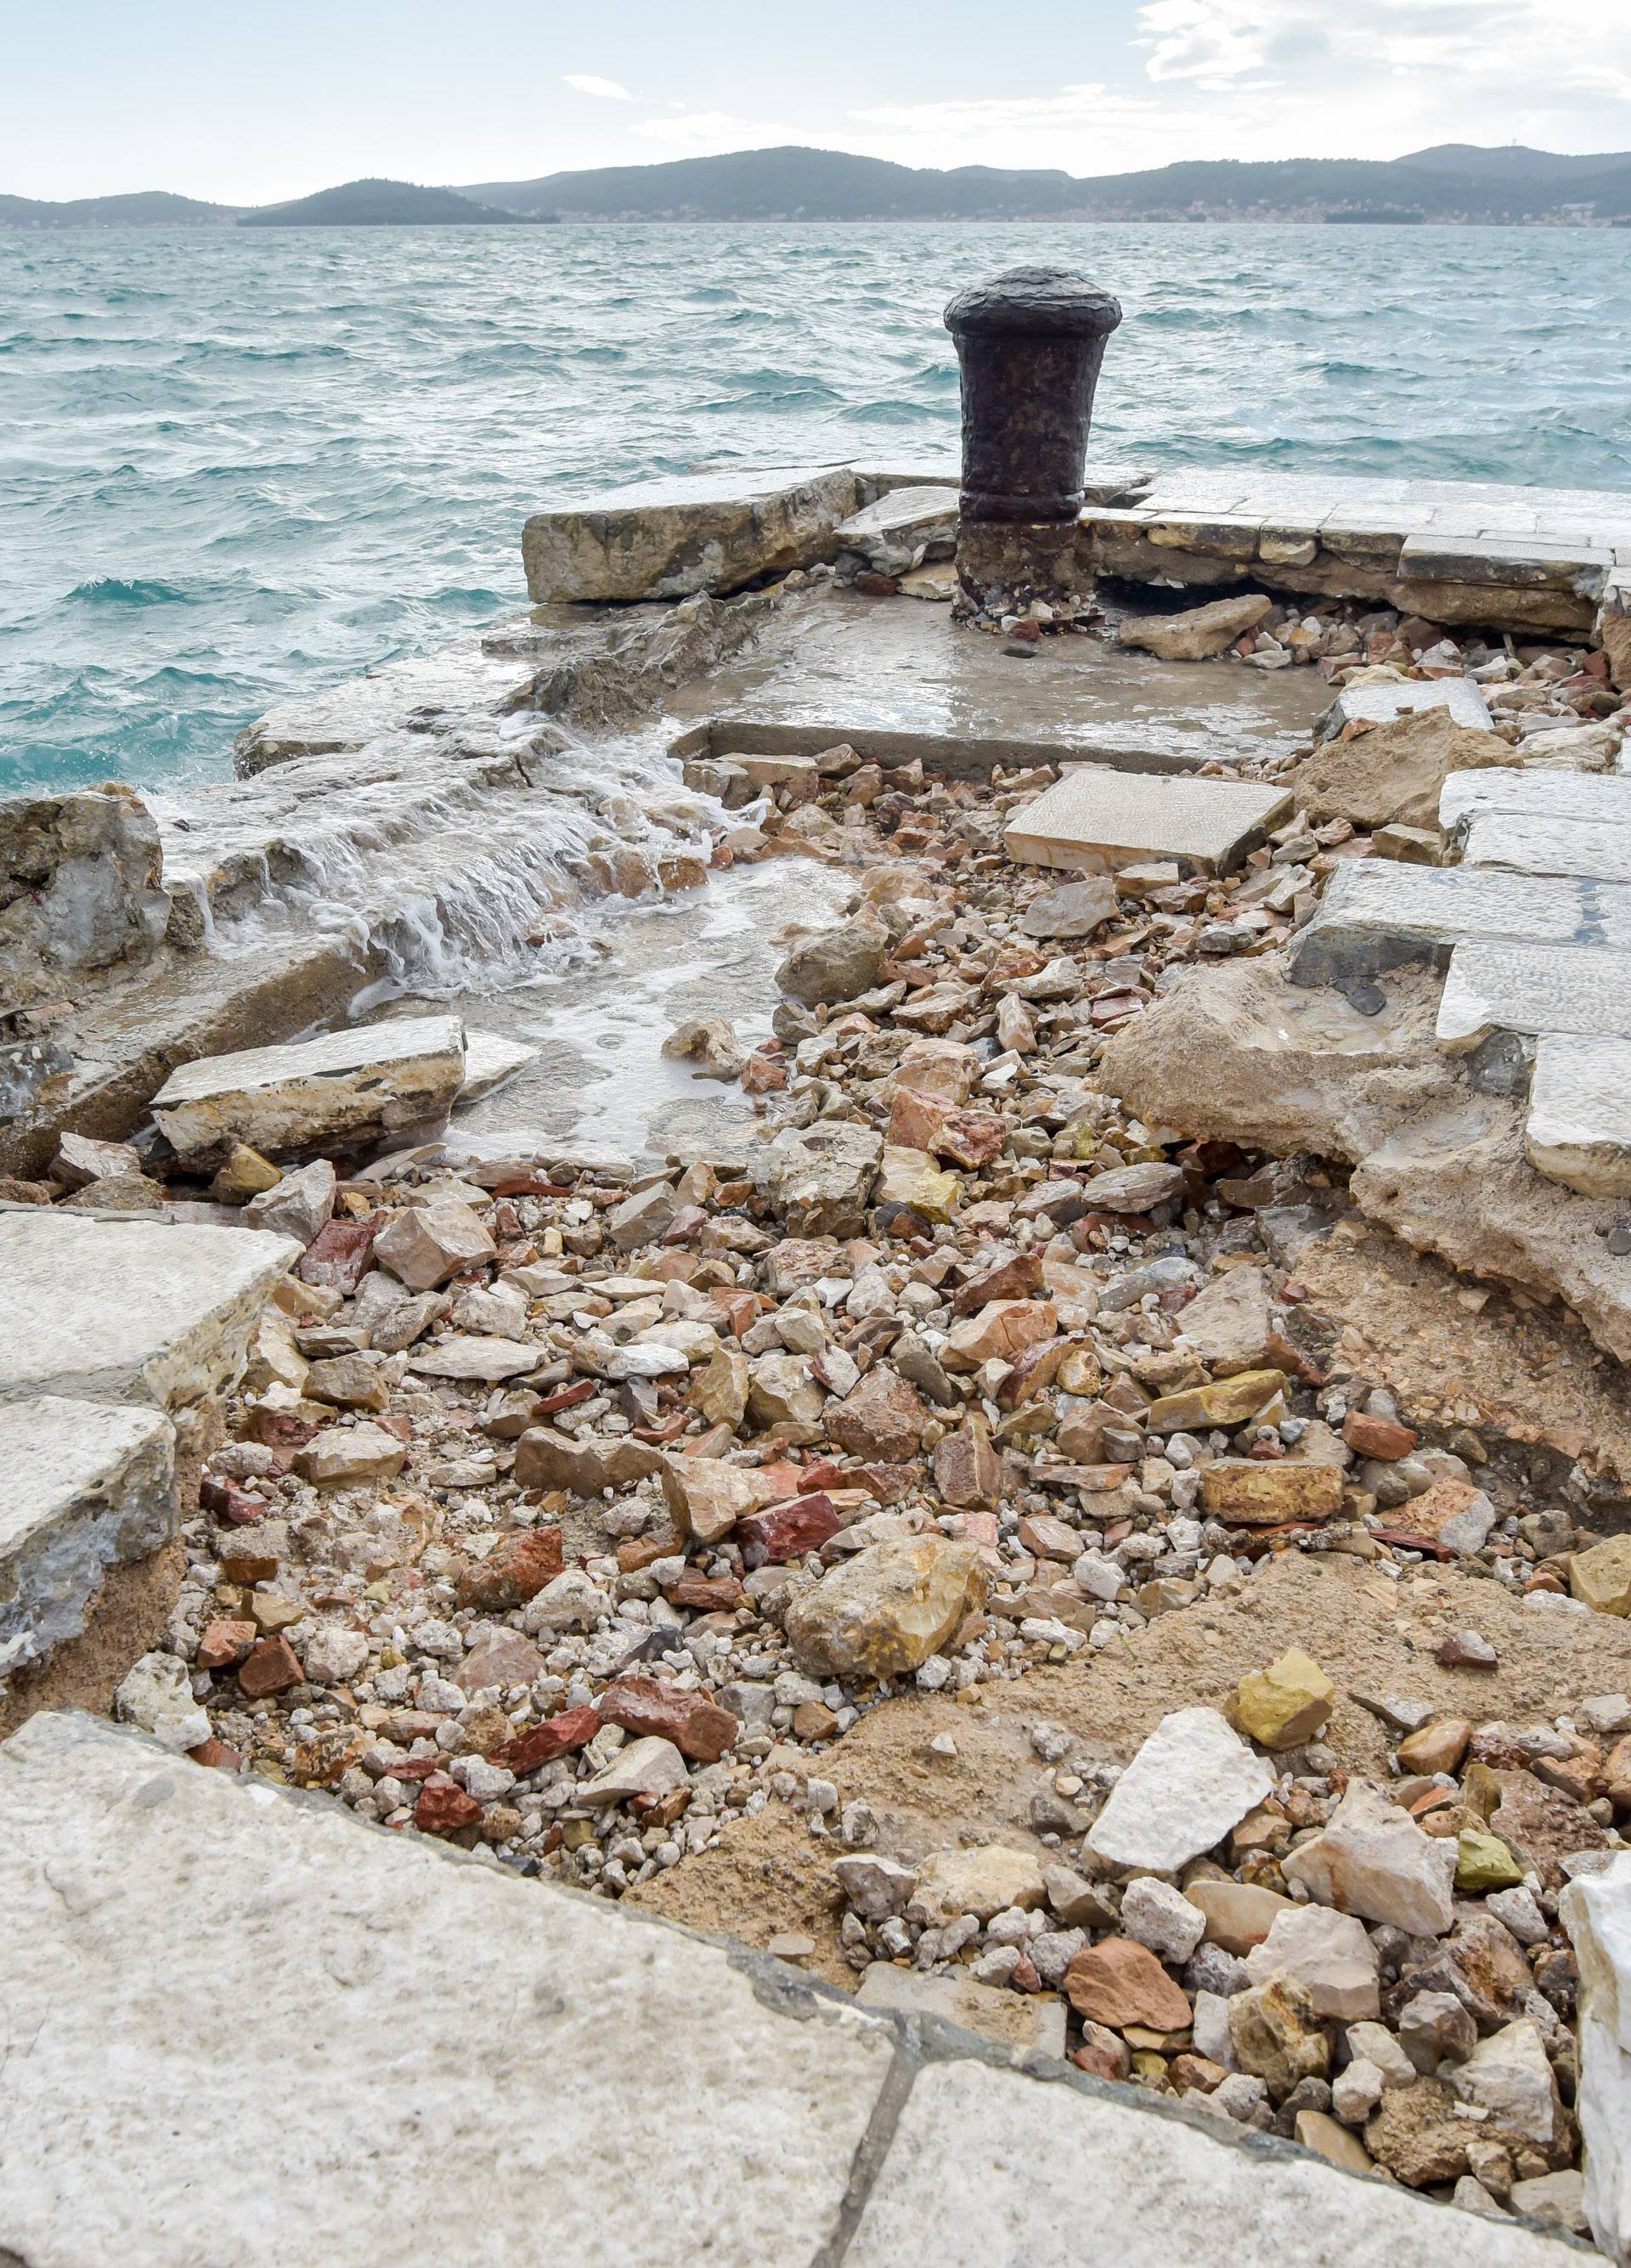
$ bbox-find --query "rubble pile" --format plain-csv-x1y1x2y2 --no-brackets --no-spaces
14,630,1629,2243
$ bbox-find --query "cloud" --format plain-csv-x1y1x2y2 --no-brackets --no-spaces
562,74,632,101
845,83,1187,172
629,110,793,151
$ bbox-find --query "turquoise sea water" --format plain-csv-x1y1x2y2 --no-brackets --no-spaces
3,221,1630,794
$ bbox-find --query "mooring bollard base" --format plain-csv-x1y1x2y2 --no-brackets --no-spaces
951,519,1097,628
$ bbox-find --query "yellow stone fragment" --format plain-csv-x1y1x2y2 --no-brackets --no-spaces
1571,1535,1631,1616
1230,1648,1335,1750
1145,1369,1286,1434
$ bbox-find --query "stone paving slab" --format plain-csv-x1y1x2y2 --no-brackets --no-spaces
1526,1035,1631,1197
0,1398,176,1664
0,1711,895,2268
1290,860,1631,985
1459,810,1631,886
234,634,540,776
1004,770,1291,877
0,1712,1581,2268
1436,942,1631,1051
0,1213,298,1416
844,2055,1570,2268
1442,769,1631,833
1399,532,1613,591
1326,677,1493,738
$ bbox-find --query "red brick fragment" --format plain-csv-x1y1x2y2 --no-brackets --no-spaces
497,1706,602,1774
238,1635,302,1699
597,1676,740,1762
736,1493,842,1569
297,1216,378,1291
415,1775,483,1836
1341,1411,1419,1461
196,1618,257,1671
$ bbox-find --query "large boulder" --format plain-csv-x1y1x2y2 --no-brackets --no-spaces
153,1015,467,1165
776,912,889,1008
784,1535,988,1680
753,1121,882,1239
1,784,167,1006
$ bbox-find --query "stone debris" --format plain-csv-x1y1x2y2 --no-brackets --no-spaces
1117,594,1276,663
1086,1710,1274,1875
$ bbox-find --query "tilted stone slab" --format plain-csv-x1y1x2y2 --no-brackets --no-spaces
834,485,959,575
1560,1853,1631,2265
0,1213,298,1416
1323,677,1493,741
844,2053,1568,2268
1436,942,1631,1051
1004,770,1290,877
1442,767,1631,835
1458,809,1631,886
522,465,862,604
0,1397,176,1670
0,1712,895,2268
1526,1035,1631,1197
152,1013,466,1164
1290,860,1631,986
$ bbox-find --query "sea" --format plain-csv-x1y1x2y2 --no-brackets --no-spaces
4,220,1631,796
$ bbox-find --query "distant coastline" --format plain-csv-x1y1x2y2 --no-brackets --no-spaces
6,145,1631,229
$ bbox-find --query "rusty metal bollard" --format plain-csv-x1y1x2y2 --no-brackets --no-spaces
943,266,1122,623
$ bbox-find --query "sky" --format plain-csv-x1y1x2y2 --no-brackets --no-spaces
5,0,1631,205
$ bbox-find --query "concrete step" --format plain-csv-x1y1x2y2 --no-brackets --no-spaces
0,1711,1573,2268
1290,860,1631,987
1004,770,1290,877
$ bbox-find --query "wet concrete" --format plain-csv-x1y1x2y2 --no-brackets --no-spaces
669,586,1325,773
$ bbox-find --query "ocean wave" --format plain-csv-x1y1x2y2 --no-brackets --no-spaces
67,576,195,606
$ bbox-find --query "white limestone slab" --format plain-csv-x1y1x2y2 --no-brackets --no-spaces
844,2056,1569,2268
0,1213,298,1414
1324,677,1493,740
1459,810,1631,885
0,1397,176,1666
1004,770,1290,877
1399,531,1611,592
1561,1853,1631,2265
1290,860,1631,987
1442,769,1631,833
1436,943,1631,1052
0,1711,895,2268
1526,1035,1631,1196
522,465,862,604
152,1013,466,1162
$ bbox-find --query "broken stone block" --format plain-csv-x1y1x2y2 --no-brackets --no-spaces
1081,1161,1187,1213
1560,1853,1631,2262
659,1456,778,1545
1065,1938,1192,2033
784,1535,988,1680
1174,1266,1274,1374
826,1367,926,1462
1116,593,1273,662
52,1132,143,1191
1019,877,1119,940
753,1122,882,1240
459,1030,539,1101
373,1200,497,1291
1228,1974,1331,2100
1282,1780,1457,1936
243,1159,337,1245
776,911,889,1007
1229,1649,1335,1751
910,1845,1046,1927
1448,2019,1558,2147
1572,1536,1631,1616
294,1423,408,1489
576,1733,690,1806
0,1212,298,1420
1292,859,1627,990
1145,1369,1284,1434
1294,706,1517,833
1244,1906,1380,2022
607,1181,679,1251
1086,1708,1273,1876
522,465,859,602
516,1428,663,1498
1199,1462,1345,1526
152,1015,466,1165
0,1394,176,1674
1526,1035,1631,1197
833,485,958,576
1324,676,1493,738
1003,768,1290,879
408,1337,539,1384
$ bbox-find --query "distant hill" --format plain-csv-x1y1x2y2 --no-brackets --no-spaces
0,189,235,228
8,146,1631,230
239,178,533,227
459,142,1631,223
